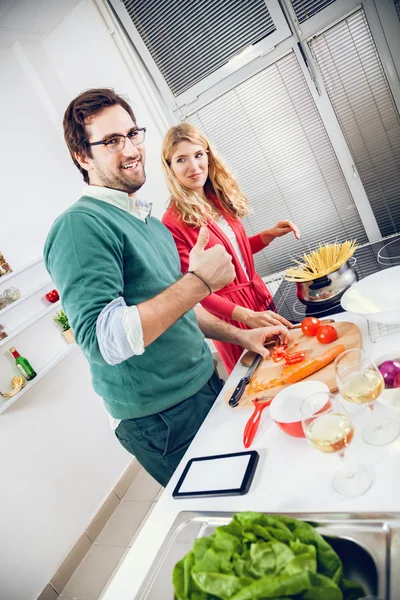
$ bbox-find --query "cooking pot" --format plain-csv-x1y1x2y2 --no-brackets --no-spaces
296,260,357,306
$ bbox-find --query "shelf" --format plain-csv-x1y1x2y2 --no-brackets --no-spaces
0,300,61,348
0,279,52,317
0,257,43,286
0,344,78,415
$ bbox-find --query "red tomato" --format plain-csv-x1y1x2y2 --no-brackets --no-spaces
46,289,59,303
301,317,320,337
316,325,338,344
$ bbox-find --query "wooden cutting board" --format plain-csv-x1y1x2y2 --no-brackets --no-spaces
223,321,361,409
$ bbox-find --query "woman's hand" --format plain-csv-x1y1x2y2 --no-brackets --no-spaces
235,325,292,358
233,306,293,329
260,220,300,245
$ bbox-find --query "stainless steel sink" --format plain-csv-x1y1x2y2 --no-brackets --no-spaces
136,511,400,599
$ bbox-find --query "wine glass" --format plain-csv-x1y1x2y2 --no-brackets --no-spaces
335,348,400,446
301,391,373,497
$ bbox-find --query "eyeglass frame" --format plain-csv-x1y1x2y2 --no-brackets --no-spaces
88,127,146,152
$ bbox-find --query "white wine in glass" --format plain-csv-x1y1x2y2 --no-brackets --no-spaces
301,392,373,497
335,348,399,446
340,370,384,405
305,412,354,453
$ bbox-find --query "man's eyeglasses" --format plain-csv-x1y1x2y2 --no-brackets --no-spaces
89,127,146,153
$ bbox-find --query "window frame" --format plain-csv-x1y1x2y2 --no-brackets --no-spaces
107,0,400,244
108,0,291,110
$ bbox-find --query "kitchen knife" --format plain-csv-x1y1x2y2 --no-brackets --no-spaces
229,353,263,408
291,318,335,330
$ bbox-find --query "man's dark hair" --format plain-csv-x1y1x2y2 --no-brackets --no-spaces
63,88,136,183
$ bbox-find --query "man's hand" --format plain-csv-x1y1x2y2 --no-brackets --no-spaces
188,227,235,292
235,325,292,359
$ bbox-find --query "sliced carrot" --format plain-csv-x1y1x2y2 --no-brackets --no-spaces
248,377,284,395
281,344,346,384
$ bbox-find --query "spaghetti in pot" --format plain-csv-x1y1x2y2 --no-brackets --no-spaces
285,241,357,282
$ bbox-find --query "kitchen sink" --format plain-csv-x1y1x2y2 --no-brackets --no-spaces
136,511,400,599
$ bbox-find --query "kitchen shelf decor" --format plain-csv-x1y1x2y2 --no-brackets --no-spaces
54,308,74,344
0,345,77,415
0,251,12,277
0,300,60,348
0,280,52,316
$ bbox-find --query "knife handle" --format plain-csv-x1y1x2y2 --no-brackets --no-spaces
229,378,248,407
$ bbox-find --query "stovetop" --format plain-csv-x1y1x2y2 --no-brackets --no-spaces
272,233,400,324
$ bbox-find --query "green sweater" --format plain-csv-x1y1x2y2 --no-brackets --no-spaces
44,196,214,419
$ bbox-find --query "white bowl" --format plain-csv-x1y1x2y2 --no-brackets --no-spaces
269,381,329,438
341,266,400,324
375,351,400,410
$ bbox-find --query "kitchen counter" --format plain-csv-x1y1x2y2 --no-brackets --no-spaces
101,311,400,600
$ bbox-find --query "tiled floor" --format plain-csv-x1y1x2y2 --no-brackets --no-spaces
51,356,228,600
56,469,162,600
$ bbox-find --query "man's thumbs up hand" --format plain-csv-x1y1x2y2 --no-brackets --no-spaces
188,226,235,293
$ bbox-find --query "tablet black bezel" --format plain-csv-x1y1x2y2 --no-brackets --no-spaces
172,450,259,499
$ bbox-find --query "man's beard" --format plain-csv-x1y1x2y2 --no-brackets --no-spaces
94,161,146,194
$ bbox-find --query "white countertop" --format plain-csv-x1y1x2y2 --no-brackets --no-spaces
101,312,400,600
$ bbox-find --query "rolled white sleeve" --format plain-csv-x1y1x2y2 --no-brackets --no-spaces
96,297,144,366
121,305,145,355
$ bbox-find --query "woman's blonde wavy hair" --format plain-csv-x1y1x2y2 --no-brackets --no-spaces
161,123,249,227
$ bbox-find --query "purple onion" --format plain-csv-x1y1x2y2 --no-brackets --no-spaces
378,360,400,388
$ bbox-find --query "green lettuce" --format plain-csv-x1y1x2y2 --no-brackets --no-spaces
172,512,366,600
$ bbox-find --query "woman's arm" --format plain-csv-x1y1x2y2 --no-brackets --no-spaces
258,220,300,247
194,306,292,355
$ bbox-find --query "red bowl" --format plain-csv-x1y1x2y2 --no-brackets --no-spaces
269,381,330,438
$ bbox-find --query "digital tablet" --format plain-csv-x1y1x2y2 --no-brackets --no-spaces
172,450,259,499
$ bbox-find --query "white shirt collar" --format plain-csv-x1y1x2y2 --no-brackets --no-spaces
82,185,152,222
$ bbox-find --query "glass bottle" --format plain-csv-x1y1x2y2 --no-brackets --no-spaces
9,347,37,381
3,287,21,302
0,295,8,310
0,324,7,340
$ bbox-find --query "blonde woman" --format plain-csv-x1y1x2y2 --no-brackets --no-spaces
162,123,300,373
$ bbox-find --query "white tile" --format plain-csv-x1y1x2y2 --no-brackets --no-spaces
155,486,164,501
113,459,142,500
129,502,157,547
95,500,152,547
51,533,92,593
60,544,126,600
37,583,58,600
124,468,161,502
85,491,120,542
98,547,131,599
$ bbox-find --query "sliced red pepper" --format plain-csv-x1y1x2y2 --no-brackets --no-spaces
284,351,306,366
285,356,305,365
270,344,288,362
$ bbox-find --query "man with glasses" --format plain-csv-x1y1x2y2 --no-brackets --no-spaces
44,88,290,486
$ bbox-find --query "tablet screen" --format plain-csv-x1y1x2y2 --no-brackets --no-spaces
173,451,259,498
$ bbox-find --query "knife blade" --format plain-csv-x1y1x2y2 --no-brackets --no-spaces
229,353,263,408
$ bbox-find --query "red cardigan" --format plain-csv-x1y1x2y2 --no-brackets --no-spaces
162,204,273,320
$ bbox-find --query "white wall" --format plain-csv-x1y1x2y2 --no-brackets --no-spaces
42,0,170,218
0,1,170,597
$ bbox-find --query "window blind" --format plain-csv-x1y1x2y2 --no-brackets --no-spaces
187,52,367,276
394,0,400,21
310,9,400,236
290,0,336,24
121,0,275,96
